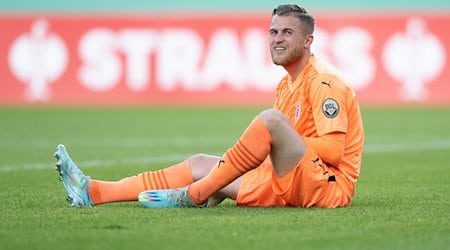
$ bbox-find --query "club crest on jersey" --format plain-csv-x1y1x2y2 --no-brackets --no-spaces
322,98,339,118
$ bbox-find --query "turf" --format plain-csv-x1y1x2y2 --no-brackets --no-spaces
0,106,449,250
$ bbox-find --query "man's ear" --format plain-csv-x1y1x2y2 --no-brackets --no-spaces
304,34,314,49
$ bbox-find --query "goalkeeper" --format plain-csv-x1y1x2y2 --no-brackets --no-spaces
55,4,364,208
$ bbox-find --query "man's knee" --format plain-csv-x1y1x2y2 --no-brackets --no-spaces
258,108,289,131
257,109,306,177
188,154,219,166
188,154,220,181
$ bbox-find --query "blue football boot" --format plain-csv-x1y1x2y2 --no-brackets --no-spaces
54,144,93,207
138,187,207,208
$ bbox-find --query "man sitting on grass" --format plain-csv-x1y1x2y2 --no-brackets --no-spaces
54,4,364,208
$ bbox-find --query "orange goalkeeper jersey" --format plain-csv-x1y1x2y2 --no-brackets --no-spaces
273,55,364,195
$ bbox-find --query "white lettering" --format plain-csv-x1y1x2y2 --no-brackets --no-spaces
76,25,379,95
314,27,375,90
118,29,156,91
78,28,121,92
76,27,284,94
157,29,203,91
332,27,375,90
200,28,245,91
311,28,332,62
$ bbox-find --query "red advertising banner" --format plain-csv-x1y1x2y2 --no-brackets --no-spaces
0,13,449,106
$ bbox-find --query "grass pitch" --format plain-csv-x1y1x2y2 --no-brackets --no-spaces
0,106,449,250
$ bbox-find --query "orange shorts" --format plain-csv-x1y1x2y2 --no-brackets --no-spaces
236,147,353,208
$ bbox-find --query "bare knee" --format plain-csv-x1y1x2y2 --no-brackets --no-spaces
188,153,220,166
258,109,289,132
188,154,220,181
258,108,306,177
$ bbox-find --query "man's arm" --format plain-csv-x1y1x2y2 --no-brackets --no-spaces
302,132,345,166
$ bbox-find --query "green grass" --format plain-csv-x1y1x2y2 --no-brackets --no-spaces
0,106,449,250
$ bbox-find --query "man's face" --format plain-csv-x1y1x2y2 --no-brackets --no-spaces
269,14,307,67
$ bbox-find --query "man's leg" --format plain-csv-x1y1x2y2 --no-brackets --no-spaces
260,109,306,178
189,154,242,206
89,159,194,205
54,144,223,207
140,108,307,208
189,108,306,203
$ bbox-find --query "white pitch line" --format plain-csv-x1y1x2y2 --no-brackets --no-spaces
0,137,234,149
1,139,450,173
363,139,450,153
0,154,191,173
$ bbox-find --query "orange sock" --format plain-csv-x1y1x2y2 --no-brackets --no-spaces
89,159,193,205
188,117,272,204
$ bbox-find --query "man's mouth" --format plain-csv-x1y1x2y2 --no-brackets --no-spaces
273,46,286,51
